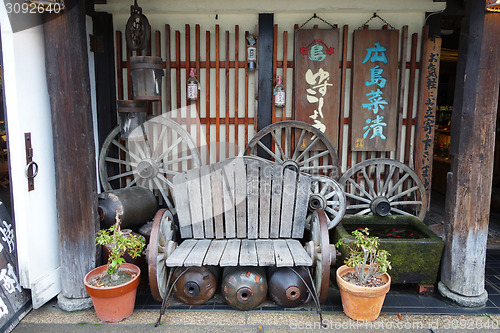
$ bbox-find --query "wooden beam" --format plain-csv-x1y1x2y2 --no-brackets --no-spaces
257,13,274,157
440,0,500,303
42,0,99,300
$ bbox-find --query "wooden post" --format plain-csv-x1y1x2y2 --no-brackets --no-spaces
439,0,500,307
42,0,99,309
257,14,274,157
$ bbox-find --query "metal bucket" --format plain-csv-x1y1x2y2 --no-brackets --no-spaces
130,56,164,101
117,100,147,139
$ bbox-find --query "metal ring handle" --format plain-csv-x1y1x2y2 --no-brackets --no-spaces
25,161,39,179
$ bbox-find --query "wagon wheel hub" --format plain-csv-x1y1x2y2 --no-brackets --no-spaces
282,160,300,173
309,194,326,211
370,196,391,216
137,159,159,179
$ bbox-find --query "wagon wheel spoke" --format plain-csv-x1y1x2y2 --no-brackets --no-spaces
105,157,138,168
111,139,143,162
271,131,288,160
152,127,169,158
381,165,396,196
162,155,194,167
244,121,339,179
107,170,136,182
156,173,174,189
153,177,175,211
339,158,428,220
155,137,183,163
124,176,140,188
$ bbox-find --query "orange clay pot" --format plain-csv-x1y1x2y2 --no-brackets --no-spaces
84,263,140,323
336,265,391,322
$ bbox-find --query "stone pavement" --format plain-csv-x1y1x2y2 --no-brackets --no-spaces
11,298,500,332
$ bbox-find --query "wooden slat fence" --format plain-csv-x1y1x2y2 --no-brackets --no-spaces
115,23,434,174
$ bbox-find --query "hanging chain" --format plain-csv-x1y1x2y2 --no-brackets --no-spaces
298,13,336,29
358,12,396,30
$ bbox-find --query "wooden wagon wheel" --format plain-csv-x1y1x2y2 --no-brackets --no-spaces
307,176,346,230
244,121,340,179
306,210,331,303
148,209,177,301
98,117,201,210
339,158,428,220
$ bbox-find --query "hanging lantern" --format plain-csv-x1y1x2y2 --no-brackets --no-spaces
187,68,200,102
487,0,500,12
24,0,65,11
246,33,257,71
274,75,285,108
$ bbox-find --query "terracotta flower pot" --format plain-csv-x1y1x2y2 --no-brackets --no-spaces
84,263,140,323
336,265,391,322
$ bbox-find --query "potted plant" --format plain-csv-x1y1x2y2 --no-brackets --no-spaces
84,212,145,322
336,228,391,321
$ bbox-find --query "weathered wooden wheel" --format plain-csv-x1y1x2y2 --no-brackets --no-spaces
148,209,177,301
99,117,201,210
307,176,346,230
339,158,428,220
244,121,340,179
305,210,331,303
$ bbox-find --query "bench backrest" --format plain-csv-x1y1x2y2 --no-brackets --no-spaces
172,157,312,240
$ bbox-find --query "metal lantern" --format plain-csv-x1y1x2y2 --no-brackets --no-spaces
487,0,500,12
24,0,65,11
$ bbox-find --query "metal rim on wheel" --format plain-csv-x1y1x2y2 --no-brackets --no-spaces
307,176,346,230
339,158,428,220
244,121,340,180
98,117,201,209
310,210,331,303
148,209,176,301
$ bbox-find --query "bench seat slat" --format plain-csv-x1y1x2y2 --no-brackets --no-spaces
286,239,313,266
166,239,197,267
273,239,294,267
255,239,275,266
183,239,211,267
203,240,228,266
239,239,258,266
220,239,241,267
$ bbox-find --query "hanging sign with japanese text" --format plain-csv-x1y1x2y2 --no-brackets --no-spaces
0,201,31,333
351,29,399,151
294,29,340,149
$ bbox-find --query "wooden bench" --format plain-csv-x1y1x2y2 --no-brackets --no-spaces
148,156,345,323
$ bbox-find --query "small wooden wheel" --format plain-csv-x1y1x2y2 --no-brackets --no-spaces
244,121,340,179
307,176,346,230
98,117,201,210
309,210,331,303
148,209,177,301
339,158,428,220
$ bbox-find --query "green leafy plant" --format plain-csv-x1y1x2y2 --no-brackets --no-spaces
344,228,391,286
95,212,145,279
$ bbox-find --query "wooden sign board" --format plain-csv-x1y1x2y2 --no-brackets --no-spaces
0,201,31,333
294,29,340,150
351,29,399,151
415,36,442,203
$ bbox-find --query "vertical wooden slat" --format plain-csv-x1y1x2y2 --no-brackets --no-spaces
206,31,211,164
196,24,201,148
235,159,248,238
396,26,409,162
186,168,204,238
115,31,123,100
292,24,298,121
244,31,250,146
164,25,172,115
185,24,191,130
234,25,240,149
272,24,278,123
210,163,224,239
216,25,221,161
339,25,348,172
279,169,296,238
155,30,162,116
269,164,282,238
200,165,214,238
259,162,272,238
175,30,181,111
222,160,236,238
292,174,311,238
173,173,193,238
225,30,230,158
246,160,259,239
126,47,132,99
282,30,288,121
405,33,419,167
